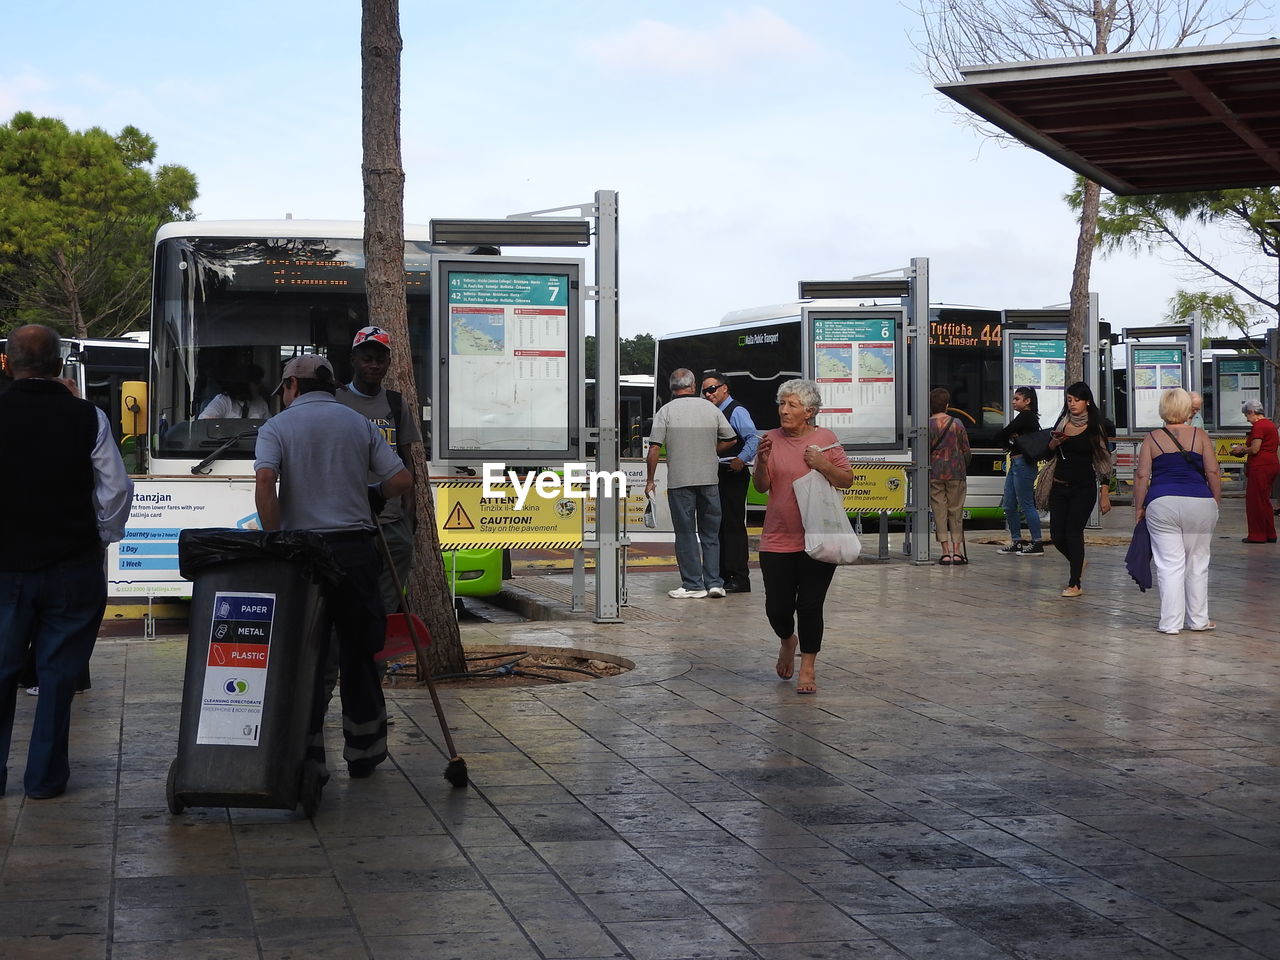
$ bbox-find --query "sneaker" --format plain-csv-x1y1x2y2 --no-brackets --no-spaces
707,586,726,598
996,541,1024,555
668,587,708,599
1018,541,1044,556
1061,585,1083,598
24,687,38,697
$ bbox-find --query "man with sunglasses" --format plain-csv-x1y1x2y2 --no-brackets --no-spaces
701,372,759,593
645,368,737,598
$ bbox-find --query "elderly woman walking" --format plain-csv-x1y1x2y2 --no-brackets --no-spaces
1133,389,1221,634
754,379,853,695
1231,399,1279,543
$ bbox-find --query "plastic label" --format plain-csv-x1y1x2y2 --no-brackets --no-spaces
195,592,276,746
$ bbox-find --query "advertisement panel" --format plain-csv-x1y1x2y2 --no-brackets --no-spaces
109,478,259,597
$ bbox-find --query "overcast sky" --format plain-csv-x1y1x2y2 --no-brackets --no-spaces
4,1,1276,339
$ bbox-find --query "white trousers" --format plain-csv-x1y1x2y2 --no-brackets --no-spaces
1145,496,1218,632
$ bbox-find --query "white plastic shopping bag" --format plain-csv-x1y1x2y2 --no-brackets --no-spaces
793,469,860,564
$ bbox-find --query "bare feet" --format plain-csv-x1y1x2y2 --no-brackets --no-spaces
776,635,798,679
796,652,817,694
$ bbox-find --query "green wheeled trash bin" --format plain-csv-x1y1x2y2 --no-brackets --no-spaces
167,529,340,819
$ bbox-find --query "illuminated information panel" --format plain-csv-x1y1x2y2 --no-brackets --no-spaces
803,307,904,452
1214,356,1264,429
1008,335,1067,417
432,256,582,465
1129,346,1187,431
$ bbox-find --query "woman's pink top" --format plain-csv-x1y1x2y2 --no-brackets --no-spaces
759,426,851,553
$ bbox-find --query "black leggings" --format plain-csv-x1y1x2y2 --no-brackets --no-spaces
1048,481,1096,587
759,550,838,655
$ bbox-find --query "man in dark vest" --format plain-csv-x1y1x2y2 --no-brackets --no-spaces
701,371,760,593
0,324,132,799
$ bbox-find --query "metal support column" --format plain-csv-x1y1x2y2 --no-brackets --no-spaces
908,257,931,564
592,190,623,622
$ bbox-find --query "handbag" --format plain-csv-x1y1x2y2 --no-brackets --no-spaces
1014,428,1055,462
793,469,861,565
1034,455,1058,511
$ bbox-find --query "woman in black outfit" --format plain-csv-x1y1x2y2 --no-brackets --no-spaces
994,386,1043,555
1045,382,1112,598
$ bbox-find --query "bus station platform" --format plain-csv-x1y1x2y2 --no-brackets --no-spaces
2,505,1279,959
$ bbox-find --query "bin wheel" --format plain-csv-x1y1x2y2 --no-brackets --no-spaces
165,760,185,815
299,763,324,820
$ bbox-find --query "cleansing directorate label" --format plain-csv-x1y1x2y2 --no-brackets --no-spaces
195,592,276,747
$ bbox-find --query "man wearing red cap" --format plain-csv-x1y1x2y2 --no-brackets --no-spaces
337,326,420,623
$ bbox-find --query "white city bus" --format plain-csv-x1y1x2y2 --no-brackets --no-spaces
114,219,505,598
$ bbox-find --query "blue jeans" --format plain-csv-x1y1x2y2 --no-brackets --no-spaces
667,484,722,590
0,550,106,797
1003,457,1042,542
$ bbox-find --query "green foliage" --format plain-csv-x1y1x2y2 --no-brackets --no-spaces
1165,289,1258,337
1067,176,1279,318
0,111,198,337
584,333,656,377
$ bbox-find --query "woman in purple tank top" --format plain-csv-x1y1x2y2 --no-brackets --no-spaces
1132,389,1222,634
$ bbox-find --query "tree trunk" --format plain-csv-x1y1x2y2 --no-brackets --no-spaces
361,0,465,677
1066,178,1100,387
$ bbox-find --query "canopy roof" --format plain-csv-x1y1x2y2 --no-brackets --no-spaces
937,40,1280,195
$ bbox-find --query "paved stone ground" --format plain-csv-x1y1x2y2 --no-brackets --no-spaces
2,506,1279,959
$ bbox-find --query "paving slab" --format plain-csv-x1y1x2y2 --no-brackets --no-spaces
2,507,1279,957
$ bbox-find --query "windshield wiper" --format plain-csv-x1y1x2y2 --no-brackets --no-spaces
191,429,260,475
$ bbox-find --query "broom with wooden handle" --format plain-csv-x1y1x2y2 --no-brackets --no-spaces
372,521,468,788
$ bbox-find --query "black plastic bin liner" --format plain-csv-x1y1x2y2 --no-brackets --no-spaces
178,528,342,586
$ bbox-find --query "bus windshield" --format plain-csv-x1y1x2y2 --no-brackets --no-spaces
151,233,435,461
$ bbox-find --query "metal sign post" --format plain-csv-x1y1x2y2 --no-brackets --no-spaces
907,258,931,564
430,190,623,622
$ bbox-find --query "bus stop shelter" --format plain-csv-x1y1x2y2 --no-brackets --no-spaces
937,39,1280,194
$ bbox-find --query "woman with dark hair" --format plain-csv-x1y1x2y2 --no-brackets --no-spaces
928,387,970,564
1045,381,1112,597
995,386,1043,556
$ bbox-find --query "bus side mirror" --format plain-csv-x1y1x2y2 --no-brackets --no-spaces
121,380,148,438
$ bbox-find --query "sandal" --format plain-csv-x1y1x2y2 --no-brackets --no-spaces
939,555,955,565
953,555,968,565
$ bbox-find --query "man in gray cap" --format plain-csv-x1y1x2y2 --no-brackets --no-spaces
254,354,412,779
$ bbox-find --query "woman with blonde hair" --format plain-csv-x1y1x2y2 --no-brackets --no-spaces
1133,388,1221,633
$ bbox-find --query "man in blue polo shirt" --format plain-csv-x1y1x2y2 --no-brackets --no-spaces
254,354,411,780
701,371,760,593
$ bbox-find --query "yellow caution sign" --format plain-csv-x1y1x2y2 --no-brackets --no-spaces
1214,436,1248,464
443,502,475,530
839,463,908,513
434,481,584,549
